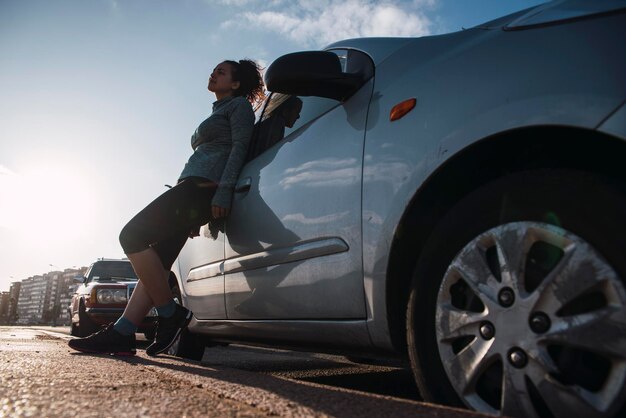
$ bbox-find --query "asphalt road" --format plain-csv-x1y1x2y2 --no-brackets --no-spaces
0,326,488,417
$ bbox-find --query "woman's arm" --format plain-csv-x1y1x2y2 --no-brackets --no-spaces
212,97,255,215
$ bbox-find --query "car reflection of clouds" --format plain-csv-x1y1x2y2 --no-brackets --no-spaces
279,157,359,189
279,157,414,192
363,159,412,194
282,211,350,225
283,157,357,174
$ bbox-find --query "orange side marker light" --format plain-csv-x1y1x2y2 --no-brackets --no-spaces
389,98,417,122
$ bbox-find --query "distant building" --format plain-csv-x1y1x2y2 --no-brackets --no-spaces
13,267,86,325
16,275,48,324
42,272,61,325
55,269,85,325
8,282,21,324
0,291,9,324
16,276,45,325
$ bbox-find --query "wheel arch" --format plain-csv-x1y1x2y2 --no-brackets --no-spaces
385,125,626,352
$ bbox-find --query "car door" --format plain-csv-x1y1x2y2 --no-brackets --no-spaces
224,49,374,319
176,224,225,319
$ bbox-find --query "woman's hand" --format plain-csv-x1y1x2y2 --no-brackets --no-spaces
212,205,230,219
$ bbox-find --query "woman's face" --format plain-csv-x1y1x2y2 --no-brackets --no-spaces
208,62,239,98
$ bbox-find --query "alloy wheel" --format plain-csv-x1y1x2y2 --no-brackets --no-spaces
436,222,626,417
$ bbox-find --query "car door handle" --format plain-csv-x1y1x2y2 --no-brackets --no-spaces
235,177,252,193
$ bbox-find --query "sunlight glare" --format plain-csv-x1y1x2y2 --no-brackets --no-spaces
0,163,95,241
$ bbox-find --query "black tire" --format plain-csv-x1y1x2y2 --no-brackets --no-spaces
70,322,80,337
167,327,207,361
406,169,626,418
143,330,155,341
166,276,207,361
75,300,100,337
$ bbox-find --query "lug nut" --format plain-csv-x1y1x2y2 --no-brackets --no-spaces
508,348,528,368
529,312,551,334
479,322,495,340
498,287,515,307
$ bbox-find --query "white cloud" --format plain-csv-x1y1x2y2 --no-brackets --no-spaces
282,211,350,224
0,164,16,176
224,0,433,48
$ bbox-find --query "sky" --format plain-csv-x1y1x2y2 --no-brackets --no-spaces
0,0,546,291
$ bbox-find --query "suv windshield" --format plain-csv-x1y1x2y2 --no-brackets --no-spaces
87,261,137,282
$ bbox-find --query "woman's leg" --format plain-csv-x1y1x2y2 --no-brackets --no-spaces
119,178,215,309
117,179,216,355
126,249,172,307
120,280,156,325
123,230,188,316
116,233,188,335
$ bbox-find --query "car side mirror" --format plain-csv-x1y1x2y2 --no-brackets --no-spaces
265,51,364,101
73,276,85,284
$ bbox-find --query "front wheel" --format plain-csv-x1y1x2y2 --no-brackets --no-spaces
73,300,100,337
407,169,626,418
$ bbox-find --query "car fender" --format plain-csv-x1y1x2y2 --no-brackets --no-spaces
361,17,626,351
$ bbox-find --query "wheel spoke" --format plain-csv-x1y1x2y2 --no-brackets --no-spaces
544,306,626,359
528,244,575,312
529,346,561,376
451,245,499,306
531,242,615,314
446,337,497,394
533,374,604,417
493,226,533,290
437,303,484,340
501,364,535,417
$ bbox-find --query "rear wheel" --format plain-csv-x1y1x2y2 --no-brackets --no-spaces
166,275,207,361
406,169,626,418
167,328,208,361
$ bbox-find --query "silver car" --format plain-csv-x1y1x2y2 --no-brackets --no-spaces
170,1,626,417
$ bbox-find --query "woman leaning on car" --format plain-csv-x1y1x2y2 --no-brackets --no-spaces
68,59,265,356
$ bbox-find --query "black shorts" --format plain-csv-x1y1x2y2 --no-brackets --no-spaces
119,177,217,270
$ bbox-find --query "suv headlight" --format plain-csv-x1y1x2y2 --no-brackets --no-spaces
96,288,128,304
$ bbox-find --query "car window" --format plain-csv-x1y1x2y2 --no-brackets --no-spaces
247,94,337,160
87,261,137,282
247,49,373,160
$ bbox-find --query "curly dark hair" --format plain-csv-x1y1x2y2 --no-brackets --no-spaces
223,59,265,106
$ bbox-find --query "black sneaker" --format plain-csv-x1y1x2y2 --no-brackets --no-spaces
146,304,192,357
68,324,136,356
